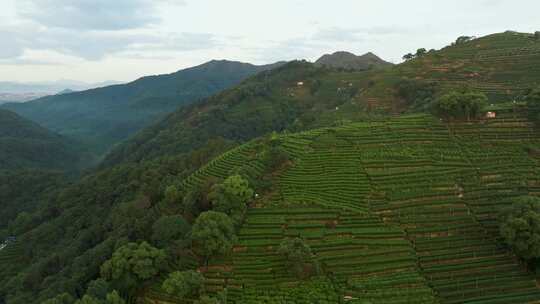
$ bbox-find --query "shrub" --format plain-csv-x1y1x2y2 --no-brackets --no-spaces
162,270,204,298
499,196,540,260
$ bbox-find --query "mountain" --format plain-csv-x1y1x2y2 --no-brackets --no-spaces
0,109,82,171
0,92,49,104
0,80,122,95
103,32,540,167
1,60,283,157
315,51,393,70
56,89,76,95
2,31,540,303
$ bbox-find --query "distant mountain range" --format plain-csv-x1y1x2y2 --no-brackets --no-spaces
1,60,283,159
315,51,393,70
0,80,122,104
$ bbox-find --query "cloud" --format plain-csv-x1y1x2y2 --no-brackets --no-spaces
312,28,365,43
16,0,185,31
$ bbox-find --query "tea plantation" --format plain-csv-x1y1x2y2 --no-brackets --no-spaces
142,103,540,303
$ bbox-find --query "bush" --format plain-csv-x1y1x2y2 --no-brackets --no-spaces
499,196,540,260
432,90,488,121
191,211,237,261
208,175,253,224
100,242,167,293
151,215,191,247
162,270,204,298
278,237,318,279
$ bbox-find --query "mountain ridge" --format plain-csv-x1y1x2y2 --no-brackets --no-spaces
2,60,284,159
315,51,393,70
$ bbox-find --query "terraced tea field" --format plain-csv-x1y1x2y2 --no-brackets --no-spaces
145,106,540,303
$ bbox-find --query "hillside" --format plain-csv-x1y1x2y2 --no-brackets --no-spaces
2,102,538,303
1,60,282,157
145,107,540,303
103,32,540,167
315,51,393,70
0,109,82,171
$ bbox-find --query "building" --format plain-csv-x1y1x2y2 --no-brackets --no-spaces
486,111,496,119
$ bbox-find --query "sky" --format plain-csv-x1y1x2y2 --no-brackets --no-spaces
0,0,539,83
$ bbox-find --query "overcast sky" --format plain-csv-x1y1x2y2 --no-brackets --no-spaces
0,0,539,83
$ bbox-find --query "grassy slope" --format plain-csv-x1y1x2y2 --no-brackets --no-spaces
145,105,540,303
103,32,540,168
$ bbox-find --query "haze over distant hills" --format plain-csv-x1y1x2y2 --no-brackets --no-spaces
0,80,122,104
315,51,393,70
1,60,283,160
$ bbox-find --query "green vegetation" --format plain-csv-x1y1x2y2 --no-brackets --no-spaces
3,31,540,304
209,175,254,225
499,196,540,260
191,211,237,262
151,215,191,247
432,90,488,120
278,237,318,279
0,109,84,171
105,32,540,168
100,242,167,293
526,87,540,124
162,270,204,298
2,61,282,159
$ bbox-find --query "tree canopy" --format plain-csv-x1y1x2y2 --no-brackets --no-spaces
191,211,237,260
151,215,191,247
162,270,204,298
208,175,253,224
432,90,488,121
278,237,317,278
526,87,540,124
499,196,540,260
100,242,167,292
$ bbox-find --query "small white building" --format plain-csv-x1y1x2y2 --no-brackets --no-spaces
486,111,497,119
296,81,304,87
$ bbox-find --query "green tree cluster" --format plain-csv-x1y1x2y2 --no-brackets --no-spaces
432,90,488,121
100,242,167,293
162,270,204,298
191,211,237,262
526,88,540,124
152,215,191,247
499,196,540,260
278,237,317,279
208,175,253,224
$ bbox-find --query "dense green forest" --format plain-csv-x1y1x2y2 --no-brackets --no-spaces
0,109,84,171
2,31,540,304
1,60,282,160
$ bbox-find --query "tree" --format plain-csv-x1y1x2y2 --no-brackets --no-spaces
191,211,237,261
86,278,110,300
196,296,220,304
416,48,427,57
163,185,182,206
105,291,126,304
162,270,204,298
526,87,540,124
455,36,473,45
74,295,101,304
208,175,253,224
402,53,415,61
535,31,540,40
499,196,540,260
432,90,488,121
278,238,317,278
100,242,167,293
152,215,191,247
42,293,76,304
